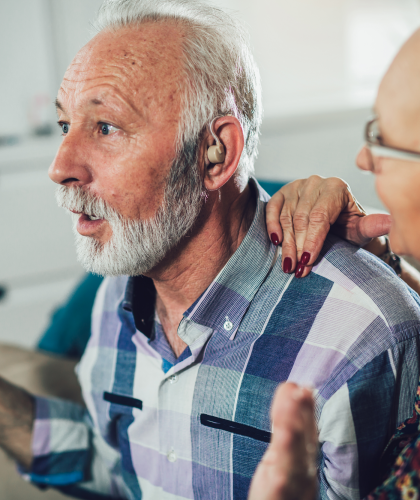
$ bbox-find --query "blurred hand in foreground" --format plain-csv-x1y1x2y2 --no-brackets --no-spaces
266,176,392,278
248,383,318,500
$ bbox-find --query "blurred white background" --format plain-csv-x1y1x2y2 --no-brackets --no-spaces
1,0,420,349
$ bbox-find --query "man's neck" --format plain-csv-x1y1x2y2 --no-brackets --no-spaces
147,179,256,356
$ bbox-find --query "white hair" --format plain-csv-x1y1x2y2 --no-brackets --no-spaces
93,0,263,185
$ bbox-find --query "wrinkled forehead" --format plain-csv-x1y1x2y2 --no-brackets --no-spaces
60,22,186,116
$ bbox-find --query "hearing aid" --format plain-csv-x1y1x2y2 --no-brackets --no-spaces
207,116,226,164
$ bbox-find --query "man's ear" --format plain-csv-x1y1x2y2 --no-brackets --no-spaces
203,116,244,192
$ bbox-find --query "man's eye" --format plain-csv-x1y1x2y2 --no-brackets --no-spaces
59,122,70,135
99,123,118,135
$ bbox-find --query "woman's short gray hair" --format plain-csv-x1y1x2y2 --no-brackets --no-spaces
93,0,262,185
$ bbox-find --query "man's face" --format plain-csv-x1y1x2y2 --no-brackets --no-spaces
50,23,204,275
356,29,420,258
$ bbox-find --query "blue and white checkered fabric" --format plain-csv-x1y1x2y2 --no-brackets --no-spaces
23,180,420,500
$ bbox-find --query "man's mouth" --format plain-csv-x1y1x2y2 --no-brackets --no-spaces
70,209,103,221
70,210,106,236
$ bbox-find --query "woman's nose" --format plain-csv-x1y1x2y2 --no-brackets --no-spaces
356,146,375,173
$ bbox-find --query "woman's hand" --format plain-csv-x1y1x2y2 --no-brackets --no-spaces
248,383,318,500
266,176,392,278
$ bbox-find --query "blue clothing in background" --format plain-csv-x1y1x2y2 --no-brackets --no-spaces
255,180,285,197
38,273,103,359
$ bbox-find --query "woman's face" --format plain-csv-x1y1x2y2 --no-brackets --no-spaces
356,30,420,260
357,147,420,258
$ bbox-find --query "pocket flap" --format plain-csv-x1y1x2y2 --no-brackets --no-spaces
103,391,143,410
200,414,271,443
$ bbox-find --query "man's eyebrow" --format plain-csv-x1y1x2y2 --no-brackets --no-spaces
90,95,142,116
55,98,65,112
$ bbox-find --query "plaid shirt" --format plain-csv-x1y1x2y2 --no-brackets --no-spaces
23,181,420,500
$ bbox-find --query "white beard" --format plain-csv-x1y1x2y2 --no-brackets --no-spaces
56,142,204,277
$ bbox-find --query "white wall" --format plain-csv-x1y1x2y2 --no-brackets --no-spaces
0,0,56,137
47,0,104,88
256,110,379,208
213,0,420,117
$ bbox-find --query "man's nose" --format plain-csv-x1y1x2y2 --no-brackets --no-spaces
356,146,374,172
48,136,92,187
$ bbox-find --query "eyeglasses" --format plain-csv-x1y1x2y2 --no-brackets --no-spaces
365,118,420,163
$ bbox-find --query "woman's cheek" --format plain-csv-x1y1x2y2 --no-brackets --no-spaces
374,171,408,254
374,174,394,213
388,223,408,256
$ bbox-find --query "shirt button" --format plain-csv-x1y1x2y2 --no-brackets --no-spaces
167,449,177,462
224,318,233,332
169,375,178,384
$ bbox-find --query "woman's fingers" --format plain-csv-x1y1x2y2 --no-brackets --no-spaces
266,181,302,273
294,195,343,276
265,176,379,278
282,177,342,277
286,177,326,261
279,200,300,273
353,213,392,244
266,190,285,246
248,383,318,500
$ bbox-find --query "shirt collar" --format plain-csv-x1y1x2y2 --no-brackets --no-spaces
183,178,277,338
122,178,277,341
122,275,155,338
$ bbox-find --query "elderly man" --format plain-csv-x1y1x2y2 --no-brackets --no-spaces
2,1,420,499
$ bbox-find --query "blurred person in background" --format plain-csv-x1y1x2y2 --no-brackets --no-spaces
249,24,420,500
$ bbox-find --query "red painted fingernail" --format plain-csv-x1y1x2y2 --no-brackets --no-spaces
301,252,311,266
295,264,305,278
270,233,280,246
283,257,292,273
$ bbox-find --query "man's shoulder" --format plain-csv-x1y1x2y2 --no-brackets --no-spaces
313,234,420,339
252,234,420,397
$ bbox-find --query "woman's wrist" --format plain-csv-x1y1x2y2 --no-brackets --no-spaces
363,236,402,276
362,236,388,256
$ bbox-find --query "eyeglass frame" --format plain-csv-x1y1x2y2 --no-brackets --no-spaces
365,117,420,163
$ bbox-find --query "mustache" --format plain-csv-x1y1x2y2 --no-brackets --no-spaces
55,185,121,222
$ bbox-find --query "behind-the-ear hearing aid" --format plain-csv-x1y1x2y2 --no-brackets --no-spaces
207,116,226,164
